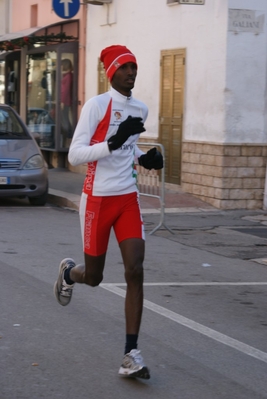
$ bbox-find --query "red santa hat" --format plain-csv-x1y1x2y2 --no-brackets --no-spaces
100,45,137,81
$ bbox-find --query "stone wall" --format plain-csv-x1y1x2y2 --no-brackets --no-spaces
181,142,267,209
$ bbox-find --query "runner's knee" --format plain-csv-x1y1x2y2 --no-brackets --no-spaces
125,263,143,284
84,272,103,287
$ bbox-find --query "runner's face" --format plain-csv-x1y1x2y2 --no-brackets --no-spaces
111,62,137,96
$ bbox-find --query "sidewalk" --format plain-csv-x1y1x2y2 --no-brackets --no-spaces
47,168,217,214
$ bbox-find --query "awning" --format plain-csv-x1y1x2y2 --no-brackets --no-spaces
0,27,44,43
0,22,79,52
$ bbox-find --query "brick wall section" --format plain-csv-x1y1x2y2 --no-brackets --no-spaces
181,142,267,209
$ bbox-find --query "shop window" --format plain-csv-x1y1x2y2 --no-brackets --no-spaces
0,61,5,104
26,42,78,152
27,52,57,149
60,54,74,148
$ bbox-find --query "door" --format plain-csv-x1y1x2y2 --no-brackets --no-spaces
159,49,185,185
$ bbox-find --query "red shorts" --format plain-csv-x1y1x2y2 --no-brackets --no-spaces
79,192,145,256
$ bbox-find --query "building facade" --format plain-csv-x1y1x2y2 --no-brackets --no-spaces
0,0,87,168
1,0,267,209
84,0,267,209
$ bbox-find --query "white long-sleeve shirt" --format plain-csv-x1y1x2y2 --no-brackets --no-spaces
68,87,148,196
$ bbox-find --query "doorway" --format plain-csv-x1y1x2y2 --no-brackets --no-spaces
159,48,185,185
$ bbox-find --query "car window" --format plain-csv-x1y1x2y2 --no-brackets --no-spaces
0,108,28,138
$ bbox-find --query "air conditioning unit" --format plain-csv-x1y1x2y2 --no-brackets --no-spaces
84,0,112,5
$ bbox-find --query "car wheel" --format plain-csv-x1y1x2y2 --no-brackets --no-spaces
28,184,48,206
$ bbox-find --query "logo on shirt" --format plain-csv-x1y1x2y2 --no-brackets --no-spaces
114,111,122,120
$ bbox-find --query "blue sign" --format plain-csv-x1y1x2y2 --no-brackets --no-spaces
52,0,80,19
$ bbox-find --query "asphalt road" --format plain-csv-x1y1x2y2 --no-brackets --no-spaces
1,199,267,398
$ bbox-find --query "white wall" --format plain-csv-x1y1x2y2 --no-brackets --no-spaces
86,0,261,144
225,0,267,143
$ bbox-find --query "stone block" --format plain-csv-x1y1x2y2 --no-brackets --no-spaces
181,182,193,193
247,200,263,209
203,144,224,156
181,163,199,174
199,154,215,165
192,184,202,195
205,197,221,208
220,199,247,209
213,177,242,189
189,153,201,163
201,175,214,186
236,168,256,178
223,168,238,178
201,186,215,197
254,189,264,200
223,157,248,167
195,143,204,154
242,178,262,189
182,152,190,162
201,165,222,177
247,157,265,167
182,142,190,152
214,188,229,199
214,156,224,167
224,146,241,156
182,172,202,184
229,189,254,200
241,146,263,156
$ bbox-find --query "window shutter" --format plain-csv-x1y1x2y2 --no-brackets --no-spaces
98,59,109,94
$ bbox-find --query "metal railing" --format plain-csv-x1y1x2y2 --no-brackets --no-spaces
137,142,174,235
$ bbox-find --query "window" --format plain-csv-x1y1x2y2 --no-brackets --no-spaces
26,41,78,152
27,52,57,149
0,61,5,104
31,5,38,27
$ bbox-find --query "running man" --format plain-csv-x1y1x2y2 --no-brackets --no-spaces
54,45,163,379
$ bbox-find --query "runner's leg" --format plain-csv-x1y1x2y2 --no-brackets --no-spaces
120,238,144,334
70,253,106,286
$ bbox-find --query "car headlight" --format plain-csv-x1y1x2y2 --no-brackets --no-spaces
23,155,44,170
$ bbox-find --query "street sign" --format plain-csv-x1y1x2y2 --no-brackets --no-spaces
179,0,205,4
52,0,80,19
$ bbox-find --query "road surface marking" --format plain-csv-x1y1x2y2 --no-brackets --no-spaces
102,282,267,286
100,283,267,364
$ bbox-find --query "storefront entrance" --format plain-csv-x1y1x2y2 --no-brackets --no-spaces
0,51,20,111
26,41,78,152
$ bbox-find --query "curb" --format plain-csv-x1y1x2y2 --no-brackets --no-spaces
48,189,80,211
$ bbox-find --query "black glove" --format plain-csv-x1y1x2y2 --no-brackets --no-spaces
108,116,145,151
138,147,163,170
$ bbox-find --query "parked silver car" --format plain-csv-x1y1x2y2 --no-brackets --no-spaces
0,104,48,205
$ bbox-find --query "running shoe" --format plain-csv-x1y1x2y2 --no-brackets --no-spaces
118,349,150,379
54,258,75,306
